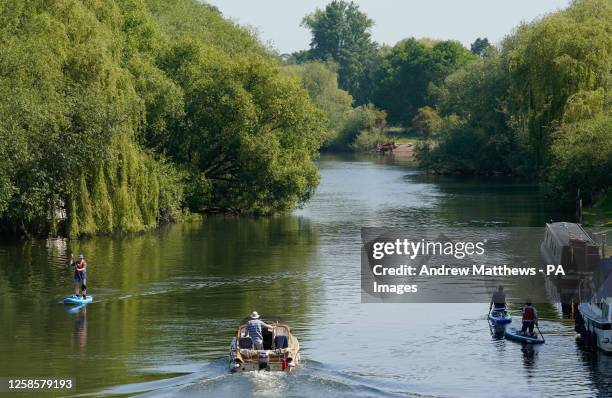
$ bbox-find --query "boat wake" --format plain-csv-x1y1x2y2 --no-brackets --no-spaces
82,359,416,398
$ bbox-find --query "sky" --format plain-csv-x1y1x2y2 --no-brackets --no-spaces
205,0,572,54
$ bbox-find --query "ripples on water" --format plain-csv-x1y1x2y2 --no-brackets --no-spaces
1,154,609,397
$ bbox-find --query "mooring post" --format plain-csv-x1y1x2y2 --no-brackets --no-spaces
576,189,582,224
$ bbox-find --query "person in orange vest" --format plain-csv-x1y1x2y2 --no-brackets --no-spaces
521,301,538,337
70,254,88,299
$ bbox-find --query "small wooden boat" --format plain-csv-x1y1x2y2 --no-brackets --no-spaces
488,307,512,324
229,317,301,372
504,327,544,344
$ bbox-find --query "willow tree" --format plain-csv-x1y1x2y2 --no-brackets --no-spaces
0,0,328,237
502,0,612,172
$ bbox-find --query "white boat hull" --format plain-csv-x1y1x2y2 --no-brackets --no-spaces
578,303,612,352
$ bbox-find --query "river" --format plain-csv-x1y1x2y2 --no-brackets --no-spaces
1,154,610,397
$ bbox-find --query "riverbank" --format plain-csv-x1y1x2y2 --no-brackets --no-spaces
584,191,612,250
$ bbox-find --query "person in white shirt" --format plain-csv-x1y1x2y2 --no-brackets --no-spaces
245,311,274,350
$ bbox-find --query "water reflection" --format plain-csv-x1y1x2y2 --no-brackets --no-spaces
0,215,322,394
3,154,610,397
68,305,88,355
489,321,506,339
520,344,539,379
579,346,612,396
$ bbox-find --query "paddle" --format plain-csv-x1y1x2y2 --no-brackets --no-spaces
535,322,545,343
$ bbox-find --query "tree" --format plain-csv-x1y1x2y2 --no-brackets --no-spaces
417,53,516,174
411,107,442,137
502,0,612,172
372,38,474,125
470,37,492,58
301,0,377,102
0,0,328,236
283,62,353,144
329,105,387,151
418,0,612,206
549,113,612,204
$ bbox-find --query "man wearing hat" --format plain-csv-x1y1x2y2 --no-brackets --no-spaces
246,311,274,350
70,253,88,299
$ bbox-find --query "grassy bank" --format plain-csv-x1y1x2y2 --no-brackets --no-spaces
585,192,612,228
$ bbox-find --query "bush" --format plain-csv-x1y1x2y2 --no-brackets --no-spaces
548,112,612,205
351,129,387,151
329,105,387,151
411,106,442,137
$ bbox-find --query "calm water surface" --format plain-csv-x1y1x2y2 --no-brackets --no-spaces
1,154,609,397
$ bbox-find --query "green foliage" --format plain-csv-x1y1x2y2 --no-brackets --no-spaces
76,173,96,236
502,0,612,171
283,61,354,144
155,40,325,213
411,107,442,137
328,105,387,151
562,88,608,124
91,167,114,234
372,38,474,125
185,173,212,212
417,0,611,206
351,129,387,152
300,0,377,102
417,120,514,174
0,0,325,236
548,112,612,204
420,54,517,173
470,37,493,58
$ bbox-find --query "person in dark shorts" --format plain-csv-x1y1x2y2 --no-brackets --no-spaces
521,301,538,336
70,254,88,299
490,285,507,310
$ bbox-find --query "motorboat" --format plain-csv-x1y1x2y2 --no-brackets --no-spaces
576,258,612,352
229,317,301,372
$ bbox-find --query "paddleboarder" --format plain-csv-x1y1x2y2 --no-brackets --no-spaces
520,301,538,337
70,254,88,299
489,285,507,310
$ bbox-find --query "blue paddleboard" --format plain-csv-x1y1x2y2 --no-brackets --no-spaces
488,308,512,324
504,327,544,344
63,295,93,305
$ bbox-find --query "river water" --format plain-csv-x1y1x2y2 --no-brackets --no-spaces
1,154,610,397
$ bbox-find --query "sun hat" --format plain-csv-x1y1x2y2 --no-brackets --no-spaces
250,311,260,319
